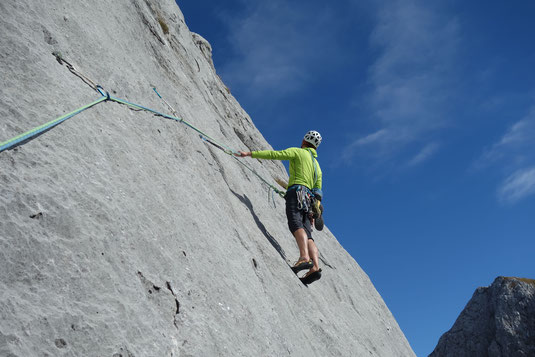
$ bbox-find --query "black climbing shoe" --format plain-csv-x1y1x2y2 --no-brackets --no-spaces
300,269,322,285
291,259,313,273
314,215,324,231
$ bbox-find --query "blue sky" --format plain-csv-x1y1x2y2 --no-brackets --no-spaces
178,1,535,355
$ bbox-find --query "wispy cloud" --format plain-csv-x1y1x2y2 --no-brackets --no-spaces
478,107,535,203
498,167,535,203
345,0,460,167
407,142,440,167
218,1,338,97
479,107,535,168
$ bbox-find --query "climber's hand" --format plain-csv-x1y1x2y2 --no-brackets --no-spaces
235,151,251,158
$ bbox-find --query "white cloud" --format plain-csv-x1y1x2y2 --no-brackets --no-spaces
407,142,440,167
498,167,535,203
477,106,535,204
351,128,390,147
342,128,393,163
480,107,535,167
343,128,432,165
345,0,460,166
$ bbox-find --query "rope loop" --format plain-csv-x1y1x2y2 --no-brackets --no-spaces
96,85,110,101
1,55,286,200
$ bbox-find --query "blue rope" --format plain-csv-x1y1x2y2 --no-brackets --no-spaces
152,87,163,99
1,85,286,198
0,95,108,153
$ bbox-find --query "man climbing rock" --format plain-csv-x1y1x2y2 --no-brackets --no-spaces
235,131,323,285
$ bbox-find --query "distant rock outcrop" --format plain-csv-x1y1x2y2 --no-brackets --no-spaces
0,0,414,356
430,276,535,357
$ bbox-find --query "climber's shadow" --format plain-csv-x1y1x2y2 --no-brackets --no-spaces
230,189,287,262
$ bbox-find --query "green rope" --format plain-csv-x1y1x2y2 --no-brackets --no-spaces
108,95,237,156
0,96,108,153
232,156,286,197
1,79,285,198
149,88,286,197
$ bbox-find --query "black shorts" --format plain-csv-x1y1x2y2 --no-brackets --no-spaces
285,188,313,239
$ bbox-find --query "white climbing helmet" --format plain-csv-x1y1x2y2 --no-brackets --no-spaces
304,130,322,148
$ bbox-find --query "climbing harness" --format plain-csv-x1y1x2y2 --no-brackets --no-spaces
296,185,311,212
1,54,286,199
286,185,313,212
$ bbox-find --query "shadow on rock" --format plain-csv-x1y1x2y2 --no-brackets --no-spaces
230,189,287,262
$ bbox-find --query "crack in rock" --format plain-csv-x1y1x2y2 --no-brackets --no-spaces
137,271,181,329
166,281,181,329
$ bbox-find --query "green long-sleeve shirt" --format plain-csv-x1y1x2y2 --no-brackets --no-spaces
252,147,322,190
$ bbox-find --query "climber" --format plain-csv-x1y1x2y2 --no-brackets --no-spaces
235,131,324,285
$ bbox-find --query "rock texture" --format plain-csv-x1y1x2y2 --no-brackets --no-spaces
430,277,535,357
0,1,414,356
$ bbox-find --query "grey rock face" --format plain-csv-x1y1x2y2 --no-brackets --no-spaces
0,0,414,356
430,277,535,357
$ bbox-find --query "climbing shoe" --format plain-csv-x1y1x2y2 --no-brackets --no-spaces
300,269,322,285
291,259,313,273
314,216,324,231
314,203,324,231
